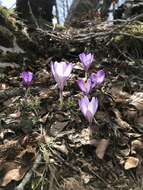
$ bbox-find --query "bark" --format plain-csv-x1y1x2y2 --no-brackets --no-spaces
16,0,56,24
65,0,112,27
100,0,112,19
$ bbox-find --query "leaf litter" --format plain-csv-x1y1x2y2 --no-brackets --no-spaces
1,26,143,190
1,58,143,190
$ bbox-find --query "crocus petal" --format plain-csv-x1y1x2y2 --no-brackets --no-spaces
79,96,98,123
79,96,89,116
86,110,93,123
21,71,33,85
54,61,66,76
90,73,96,88
28,72,33,82
51,61,73,91
95,70,105,85
51,62,60,84
88,97,98,116
77,78,92,94
85,78,92,94
90,70,105,87
79,53,85,62
57,80,64,91
51,62,56,78
79,53,94,71
56,75,68,91
77,79,86,93
87,53,94,63
64,63,73,77
79,53,87,71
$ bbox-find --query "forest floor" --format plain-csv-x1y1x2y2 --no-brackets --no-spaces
0,10,143,190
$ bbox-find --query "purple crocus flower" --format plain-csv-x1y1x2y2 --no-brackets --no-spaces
51,61,73,91
90,70,105,88
21,71,33,86
79,53,94,71
77,78,91,95
79,96,98,123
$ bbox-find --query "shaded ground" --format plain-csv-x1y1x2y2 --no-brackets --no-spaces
0,7,143,190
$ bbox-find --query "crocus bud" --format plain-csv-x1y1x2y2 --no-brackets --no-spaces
77,78,91,95
79,53,94,72
79,96,98,123
21,71,33,87
90,70,105,88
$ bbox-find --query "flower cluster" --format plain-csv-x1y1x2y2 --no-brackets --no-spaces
78,53,105,123
20,52,105,124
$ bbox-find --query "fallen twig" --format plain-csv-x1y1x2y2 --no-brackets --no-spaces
0,62,20,69
15,153,42,190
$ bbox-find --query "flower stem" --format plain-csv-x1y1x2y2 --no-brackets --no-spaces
88,122,93,139
89,119,97,138
85,72,88,80
59,90,63,108
25,87,30,97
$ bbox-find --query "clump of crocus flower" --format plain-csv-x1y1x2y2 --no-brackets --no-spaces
51,61,73,107
79,96,98,123
77,78,92,95
90,70,105,88
79,52,94,78
21,71,33,87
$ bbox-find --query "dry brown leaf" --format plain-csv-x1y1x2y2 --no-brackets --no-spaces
62,178,89,190
96,139,109,159
124,156,139,170
123,107,137,122
130,92,143,111
0,164,29,187
131,139,143,152
3,98,13,107
17,148,35,163
81,172,92,184
1,168,22,186
36,69,50,83
136,116,143,133
111,86,130,103
136,165,143,177
120,149,130,157
116,119,130,129
53,144,69,155
114,109,130,129
136,116,143,124
40,113,49,123
39,88,53,99
9,111,21,118
0,147,35,186
96,111,109,121
50,121,68,137
0,83,7,92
